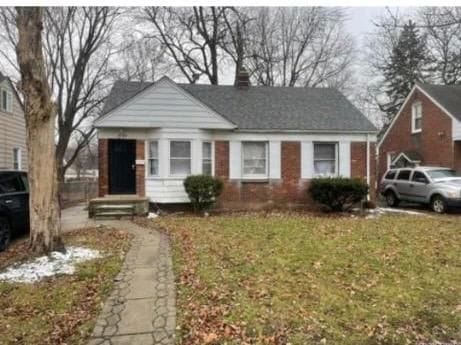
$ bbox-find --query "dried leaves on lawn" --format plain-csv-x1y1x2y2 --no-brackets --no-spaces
137,213,461,345
0,227,131,345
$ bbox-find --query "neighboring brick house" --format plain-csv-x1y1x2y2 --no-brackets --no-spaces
94,71,377,209
378,82,461,181
0,71,27,171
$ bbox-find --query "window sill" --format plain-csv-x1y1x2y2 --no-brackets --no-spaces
411,129,422,135
240,178,270,183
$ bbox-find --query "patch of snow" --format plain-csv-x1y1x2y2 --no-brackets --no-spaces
376,207,425,215
147,212,158,219
0,246,102,284
365,207,427,219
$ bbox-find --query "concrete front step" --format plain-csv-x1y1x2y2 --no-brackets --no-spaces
94,204,135,212
88,196,149,219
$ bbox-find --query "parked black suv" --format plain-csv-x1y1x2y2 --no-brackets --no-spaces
0,171,29,251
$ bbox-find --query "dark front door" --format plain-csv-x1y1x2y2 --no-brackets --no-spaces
109,139,136,194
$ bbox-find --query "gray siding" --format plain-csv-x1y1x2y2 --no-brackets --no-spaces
96,79,234,129
0,79,27,170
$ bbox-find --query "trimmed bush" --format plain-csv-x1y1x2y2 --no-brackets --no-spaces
308,177,368,212
184,175,224,212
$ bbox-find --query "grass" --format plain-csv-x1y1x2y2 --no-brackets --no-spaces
0,226,131,345
138,213,461,345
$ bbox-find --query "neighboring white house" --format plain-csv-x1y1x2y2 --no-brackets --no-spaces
0,71,27,171
94,71,377,208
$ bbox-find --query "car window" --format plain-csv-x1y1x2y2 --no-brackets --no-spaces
0,173,25,193
412,171,428,184
20,174,29,192
397,169,411,180
385,170,396,180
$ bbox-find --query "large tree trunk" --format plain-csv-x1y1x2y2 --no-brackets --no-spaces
16,7,63,254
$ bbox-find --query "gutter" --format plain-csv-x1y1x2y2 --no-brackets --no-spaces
233,129,378,135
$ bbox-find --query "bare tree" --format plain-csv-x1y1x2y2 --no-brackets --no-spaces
246,7,354,89
16,7,63,254
45,7,119,182
220,7,253,84
143,6,229,84
419,7,461,84
0,7,119,182
113,31,174,82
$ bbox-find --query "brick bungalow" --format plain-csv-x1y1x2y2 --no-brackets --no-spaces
94,71,377,209
378,82,461,181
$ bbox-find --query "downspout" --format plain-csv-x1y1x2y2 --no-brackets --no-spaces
366,133,370,201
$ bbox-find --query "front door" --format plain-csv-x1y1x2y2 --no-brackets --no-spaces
109,139,136,194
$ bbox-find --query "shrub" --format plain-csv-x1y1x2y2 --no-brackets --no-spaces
308,177,368,212
183,175,224,212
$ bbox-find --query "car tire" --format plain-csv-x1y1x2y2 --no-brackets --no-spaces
385,190,400,207
0,216,11,252
431,195,447,214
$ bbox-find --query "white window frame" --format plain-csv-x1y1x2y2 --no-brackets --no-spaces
387,151,396,169
313,142,338,177
169,140,192,177
1,88,12,113
13,148,21,170
147,140,159,176
411,102,423,134
202,141,214,176
241,141,269,179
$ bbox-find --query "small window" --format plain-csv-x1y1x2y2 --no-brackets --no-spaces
13,148,21,170
412,102,422,133
1,89,12,113
148,141,158,176
397,169,411,180
0,173,25,193
170,141,191,176
242,142,268,177
314,143,338,176
412,171,428,184
385,170,396,180
202,142,212,176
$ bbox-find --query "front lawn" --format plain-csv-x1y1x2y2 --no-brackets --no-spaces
138,213,461,345
0,226,131,345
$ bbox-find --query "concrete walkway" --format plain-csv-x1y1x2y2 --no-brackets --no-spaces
61,206,176,345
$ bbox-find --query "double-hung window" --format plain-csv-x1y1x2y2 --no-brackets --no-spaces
202,142,212,176
242,141,268,177
313,142,338,176
1,89,12,113
170,141,191,176
148,141,159,176
412,102,422,133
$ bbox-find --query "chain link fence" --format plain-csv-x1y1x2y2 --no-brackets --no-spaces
59,179,97,207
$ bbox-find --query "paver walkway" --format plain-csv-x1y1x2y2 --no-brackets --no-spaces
88,221,176,345
61,206,176,345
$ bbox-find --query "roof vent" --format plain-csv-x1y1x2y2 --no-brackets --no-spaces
235,67,250,89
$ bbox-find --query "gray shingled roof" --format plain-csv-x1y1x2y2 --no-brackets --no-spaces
417,83,461,121
0,71,5,83
102,79,377,132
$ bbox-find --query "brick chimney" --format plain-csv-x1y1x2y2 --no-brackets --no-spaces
235,67,250,89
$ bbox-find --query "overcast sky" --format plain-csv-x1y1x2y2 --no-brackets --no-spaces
345,7,384,40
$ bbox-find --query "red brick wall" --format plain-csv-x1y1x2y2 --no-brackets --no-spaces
378,88,453,181
215,141,229,179
271,141,307,203
98,139,108,197
216,141,315,209
135,140,145,197
351,142,376,200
